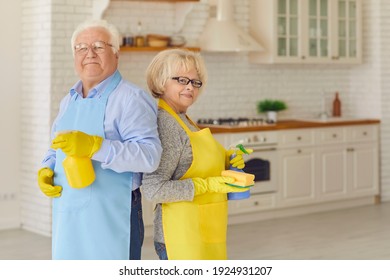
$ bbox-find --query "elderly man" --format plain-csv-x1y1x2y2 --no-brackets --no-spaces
37,19,162,260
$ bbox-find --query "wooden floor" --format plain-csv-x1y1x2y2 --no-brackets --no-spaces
1,202,390,260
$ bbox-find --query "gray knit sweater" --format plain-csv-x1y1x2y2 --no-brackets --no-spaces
141,108,198,244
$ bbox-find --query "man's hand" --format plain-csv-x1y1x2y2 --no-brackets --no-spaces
37,167,62,198
51,130,103,158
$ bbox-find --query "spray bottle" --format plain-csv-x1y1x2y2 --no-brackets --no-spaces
63,156,95,188
227,144,252,200
57,131,96,189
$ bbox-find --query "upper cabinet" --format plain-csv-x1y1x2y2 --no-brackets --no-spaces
249,0,362,64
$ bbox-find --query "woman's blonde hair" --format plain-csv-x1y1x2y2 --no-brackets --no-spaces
145,49,208,98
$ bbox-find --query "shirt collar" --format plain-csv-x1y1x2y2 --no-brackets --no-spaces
69,70,119,99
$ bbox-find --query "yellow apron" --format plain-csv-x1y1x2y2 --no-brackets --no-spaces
159,99,228,260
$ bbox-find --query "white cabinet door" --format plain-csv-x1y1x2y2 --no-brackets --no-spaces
304,0,332,63
278,147,317,207
346,142,379,197
250,0,304,63
249,0,362,64
317,145,348,201
330,0,362,63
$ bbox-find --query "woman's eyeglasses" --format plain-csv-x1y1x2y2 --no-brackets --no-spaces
171,77,203,88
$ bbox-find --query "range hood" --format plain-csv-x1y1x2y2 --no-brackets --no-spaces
199,0,264,52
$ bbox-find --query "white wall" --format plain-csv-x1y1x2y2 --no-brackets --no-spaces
378,0,390,202
0,0,21,229
4,0,388,236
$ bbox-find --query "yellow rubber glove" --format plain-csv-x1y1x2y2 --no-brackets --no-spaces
193,177,249,196
226,148,254,169
37,167,62,198
51,131,103,158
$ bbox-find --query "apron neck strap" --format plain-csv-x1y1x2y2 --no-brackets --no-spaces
99,70,122,102
158,99,198,134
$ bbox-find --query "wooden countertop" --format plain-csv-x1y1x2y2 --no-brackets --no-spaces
198,119,380,133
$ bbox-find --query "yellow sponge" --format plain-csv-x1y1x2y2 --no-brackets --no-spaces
221,170,255,187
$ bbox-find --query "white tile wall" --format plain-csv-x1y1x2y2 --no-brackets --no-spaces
378,0,390,201
20,0,53,236
19,0,389,236
0,0,21,230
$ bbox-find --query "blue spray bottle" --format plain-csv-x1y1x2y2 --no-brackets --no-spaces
227,144,251,200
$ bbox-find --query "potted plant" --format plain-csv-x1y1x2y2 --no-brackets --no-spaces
257,99,287,123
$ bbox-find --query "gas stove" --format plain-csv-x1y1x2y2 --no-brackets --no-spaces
197,117,274,127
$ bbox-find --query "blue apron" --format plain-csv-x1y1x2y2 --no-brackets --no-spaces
52,72,133,260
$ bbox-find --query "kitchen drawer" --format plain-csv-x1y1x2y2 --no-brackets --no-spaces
278,129,315,148
346,125,378,142
315,127,346,145
228,194,275,215
228,131,278,147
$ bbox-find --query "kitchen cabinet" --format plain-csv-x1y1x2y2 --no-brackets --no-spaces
316,125,378,202
228,194,276,215
347,143,378,196
277,129,317,207
345,125,379,197
279,125,379,206
317,145,348,200
316,127,349,201
249,0,362,64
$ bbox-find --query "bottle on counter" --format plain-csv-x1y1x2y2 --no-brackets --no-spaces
332,92,341,117
134,21,145,47
123,27,133,47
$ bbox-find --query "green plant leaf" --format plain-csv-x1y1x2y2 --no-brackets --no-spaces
257,99,287,112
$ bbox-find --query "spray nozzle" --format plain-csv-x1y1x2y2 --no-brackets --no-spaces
236,144,250,154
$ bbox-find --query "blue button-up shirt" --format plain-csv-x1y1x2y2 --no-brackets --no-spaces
42,70,162,190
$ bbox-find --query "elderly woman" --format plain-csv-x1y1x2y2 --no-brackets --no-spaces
141,49,247,260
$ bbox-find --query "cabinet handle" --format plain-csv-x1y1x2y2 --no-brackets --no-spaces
297,136,302,140
251,147,277,152
254,201,259,206
363,132,368,136
297,149,302,153
301,56,306,60
332,134,337,138
347,148,355,152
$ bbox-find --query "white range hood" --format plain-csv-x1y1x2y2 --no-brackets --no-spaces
199,0,264,52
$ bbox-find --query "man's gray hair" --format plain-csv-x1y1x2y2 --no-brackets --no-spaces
71,19,121,56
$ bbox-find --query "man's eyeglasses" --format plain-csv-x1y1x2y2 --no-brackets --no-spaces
172,77,203,88
74,41,114,55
